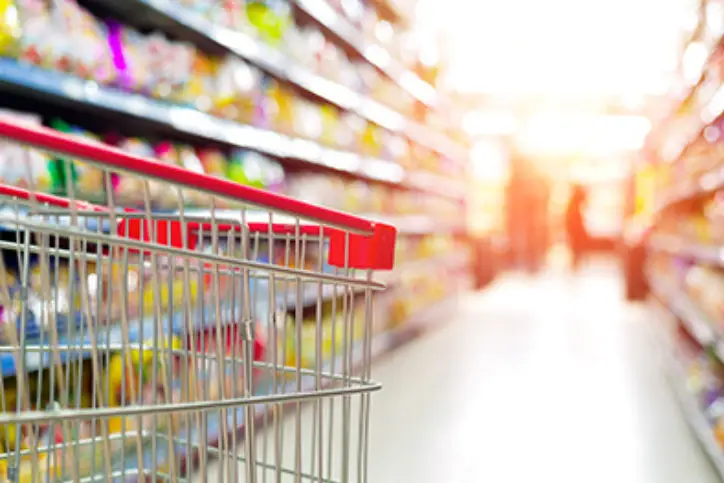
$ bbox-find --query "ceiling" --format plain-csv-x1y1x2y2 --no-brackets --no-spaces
415,0,697,98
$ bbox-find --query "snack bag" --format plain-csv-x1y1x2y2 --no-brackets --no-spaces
210,0,248,30
15,0,54,67
51,119,105,203
177,144,211,206
183,51,216,110
198,147,229,178
114,137,155,207
152,141,182,209
168,41,196,102
246,0,291,47
28,263,73,316
254,75,278,128
319,104,340,147
269,82,295,135
61,0,114,83
0,110,55,193
360,121,381,157
0,0,21,56
293,99,323,141
106,21,152,93
146,34,194,101
214,55,260,123
106,338,183,433
227,150,284,191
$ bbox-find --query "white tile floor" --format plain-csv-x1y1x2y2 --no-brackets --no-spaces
200,258,720,482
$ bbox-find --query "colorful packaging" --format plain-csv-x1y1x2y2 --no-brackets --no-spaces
360,121,381,157
255,76,278,128
191,323,266,400
61,0,114,83
320,104,340,147
152,141,182,209
268,82,295,135
177,144,212,206
0,110,56,193
105,337,184,434
183,51,216,110
227,149,284,192
198,148,229,178
213,56,260,123
15,0,54,67
293,99,323,141
246,0,291,47
106,21,152,93
113,137,155,207
209,0,249,29
0,0,21,57
51,119,106,203
145,34,195,101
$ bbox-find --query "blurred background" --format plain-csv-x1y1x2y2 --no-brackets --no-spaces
0,0,723,480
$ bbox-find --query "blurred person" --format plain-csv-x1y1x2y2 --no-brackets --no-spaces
565,183,588,270
505,155,547,272
531,173,551,271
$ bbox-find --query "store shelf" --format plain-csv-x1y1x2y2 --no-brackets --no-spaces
180,210,463,235
0,281,365,376
367,0,407,25
379,252,470,284
649,234,724,266
360,213,465,235
654,155,724,214
665,349,724,479
0,59,466,200
651,277,724,479
651,280,721,354
653,36,724,165
83,0,466,162
291,0,467,160
291,0,433,107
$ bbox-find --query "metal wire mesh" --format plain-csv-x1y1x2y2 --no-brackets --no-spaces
0,128,387,482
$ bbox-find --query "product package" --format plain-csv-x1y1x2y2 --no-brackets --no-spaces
51,119,106,203
0,110,56,193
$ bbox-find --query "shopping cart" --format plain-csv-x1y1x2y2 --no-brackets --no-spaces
0,119,396,482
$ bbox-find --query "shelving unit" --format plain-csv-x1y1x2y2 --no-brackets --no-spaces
636,0,724,473
666,349,724,480
0,0,471,479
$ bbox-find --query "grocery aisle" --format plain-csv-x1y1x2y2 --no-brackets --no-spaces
201,257,719,482
364,258,718,483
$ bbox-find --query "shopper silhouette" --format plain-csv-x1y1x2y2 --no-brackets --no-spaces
505,155,548,272
565,184,588,270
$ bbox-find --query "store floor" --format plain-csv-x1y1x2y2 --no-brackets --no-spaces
201,257,719,482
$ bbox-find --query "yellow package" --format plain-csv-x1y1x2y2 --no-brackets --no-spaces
0,0,21,56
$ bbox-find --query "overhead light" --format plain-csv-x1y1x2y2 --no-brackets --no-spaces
462,111,518,136
518,114,652,154
470,140,509,181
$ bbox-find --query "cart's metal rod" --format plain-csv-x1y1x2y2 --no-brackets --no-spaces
0,383,381,425
0,217,386,290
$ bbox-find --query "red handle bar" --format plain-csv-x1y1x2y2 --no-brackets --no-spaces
0,120,396,270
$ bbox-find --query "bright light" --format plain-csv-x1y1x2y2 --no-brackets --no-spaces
682,41,709,84
419,0,689,96
470,140,509,181
462,111,518,136
517,114,652,154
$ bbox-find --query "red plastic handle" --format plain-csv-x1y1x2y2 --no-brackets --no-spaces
0,119,375,232
0,119,397,270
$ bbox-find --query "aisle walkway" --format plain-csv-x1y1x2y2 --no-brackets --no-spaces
366,259,718,482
